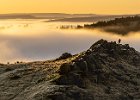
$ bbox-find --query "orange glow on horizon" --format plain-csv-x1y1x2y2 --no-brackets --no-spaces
0,0,139,14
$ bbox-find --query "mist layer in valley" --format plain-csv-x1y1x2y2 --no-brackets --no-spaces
0,17,140,64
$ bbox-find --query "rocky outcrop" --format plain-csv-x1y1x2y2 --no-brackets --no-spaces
55,39,140,100
0,39,140,100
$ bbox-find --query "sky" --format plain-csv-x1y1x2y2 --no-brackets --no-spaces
0,0,140,14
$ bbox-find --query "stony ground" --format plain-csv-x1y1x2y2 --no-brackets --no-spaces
0,39,140,100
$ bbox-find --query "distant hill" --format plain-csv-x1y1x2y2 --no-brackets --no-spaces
32,13,97,19
0,14,36,19
82,16,140,35
47,14,139,22
0,13,139,21
0,13,97,19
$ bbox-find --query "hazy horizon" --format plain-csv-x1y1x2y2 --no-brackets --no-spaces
0,13,139,15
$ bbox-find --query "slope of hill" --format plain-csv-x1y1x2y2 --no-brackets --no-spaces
47,15,137,22
0,39,140,100
0,13,97,19
0,13,138,21
0,14,36,19
83,16,140,35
